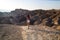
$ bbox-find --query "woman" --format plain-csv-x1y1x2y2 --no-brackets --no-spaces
26,14,30,29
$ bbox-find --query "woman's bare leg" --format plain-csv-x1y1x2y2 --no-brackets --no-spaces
27,23,30,29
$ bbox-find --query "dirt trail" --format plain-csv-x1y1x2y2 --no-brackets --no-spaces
0,24,60,40
0,24,23,40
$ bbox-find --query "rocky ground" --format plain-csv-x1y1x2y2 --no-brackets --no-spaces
0,24,60,40
0,24,23,40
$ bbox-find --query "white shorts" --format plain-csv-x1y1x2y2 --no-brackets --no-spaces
27,20,30,23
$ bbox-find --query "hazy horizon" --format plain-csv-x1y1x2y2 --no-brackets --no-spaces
0,0,60,12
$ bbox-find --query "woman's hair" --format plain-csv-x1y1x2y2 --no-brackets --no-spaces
27,14,30,19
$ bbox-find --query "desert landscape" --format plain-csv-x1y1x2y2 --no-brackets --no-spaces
0,9,60,40
0,0,60,40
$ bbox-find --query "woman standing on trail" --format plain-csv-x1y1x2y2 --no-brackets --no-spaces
26,14,31,29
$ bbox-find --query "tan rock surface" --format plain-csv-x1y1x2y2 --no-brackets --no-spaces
0,24,60,40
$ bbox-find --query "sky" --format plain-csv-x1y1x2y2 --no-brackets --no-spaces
0,0,60,12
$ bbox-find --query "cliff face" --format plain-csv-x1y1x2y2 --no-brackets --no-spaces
0,9,60,25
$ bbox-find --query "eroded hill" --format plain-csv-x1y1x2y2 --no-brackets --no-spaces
0,9,60,25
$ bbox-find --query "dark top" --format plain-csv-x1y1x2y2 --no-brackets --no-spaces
27,15,30,20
